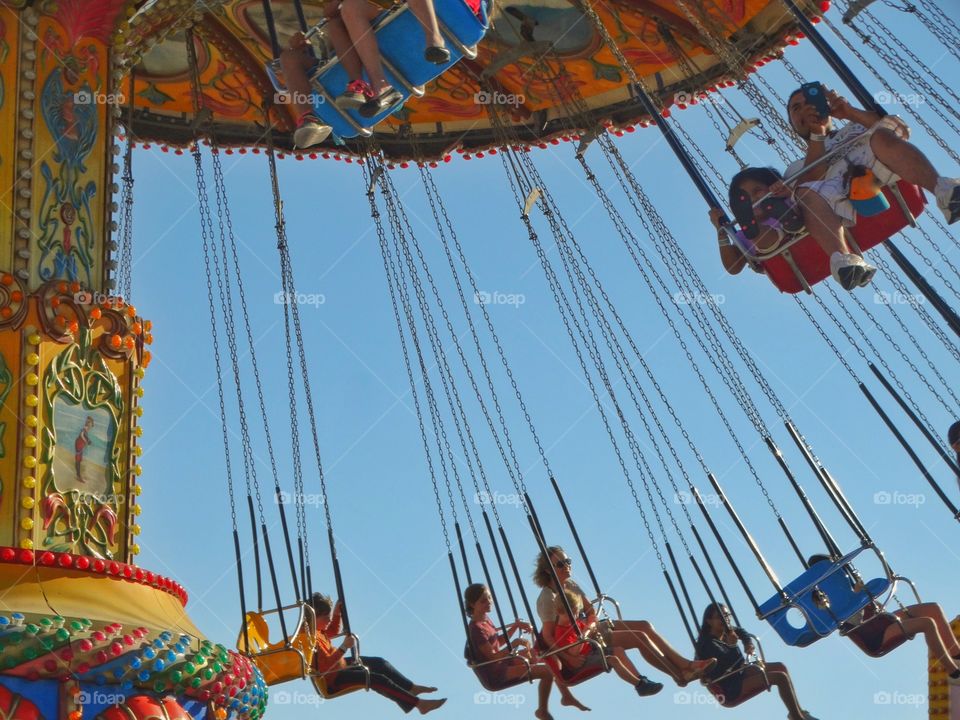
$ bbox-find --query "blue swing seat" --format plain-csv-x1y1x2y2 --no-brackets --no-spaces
757,548,893,647
268,0,489,139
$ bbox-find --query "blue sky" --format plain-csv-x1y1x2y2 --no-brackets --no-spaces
128,4,959,719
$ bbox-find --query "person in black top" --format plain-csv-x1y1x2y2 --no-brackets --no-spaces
695,603,819,719
949,421,960,485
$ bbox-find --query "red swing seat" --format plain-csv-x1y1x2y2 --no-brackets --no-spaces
843,611,911,658
751,180,927,294
535,633,608,686
702,634,770,709
465,644,535,692
706,663,770,708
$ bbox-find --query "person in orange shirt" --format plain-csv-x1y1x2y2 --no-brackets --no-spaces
310,593,447,713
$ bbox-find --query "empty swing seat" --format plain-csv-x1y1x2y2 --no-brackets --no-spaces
237,606,317,685
270,0,489,140
757,554,892,648
749,180,927,294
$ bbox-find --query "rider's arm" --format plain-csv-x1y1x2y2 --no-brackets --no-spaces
709,208,747,275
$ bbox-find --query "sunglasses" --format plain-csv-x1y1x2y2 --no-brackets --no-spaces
554,558,572,569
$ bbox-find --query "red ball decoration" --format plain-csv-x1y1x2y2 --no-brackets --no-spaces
95,696,193,720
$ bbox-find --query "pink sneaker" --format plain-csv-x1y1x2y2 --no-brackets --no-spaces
336,80,374,110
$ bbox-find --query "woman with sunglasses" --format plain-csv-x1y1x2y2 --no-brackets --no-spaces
696,603,819,719
532,546,715,693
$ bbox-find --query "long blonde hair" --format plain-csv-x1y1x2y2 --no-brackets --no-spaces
532,546,564,588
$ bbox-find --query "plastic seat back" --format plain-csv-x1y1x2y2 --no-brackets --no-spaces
535,633,606,686
238,610,316,686
845,612,909,658
758,561,892,647
308,0,490,139
758,180,926,293
464,642,531,692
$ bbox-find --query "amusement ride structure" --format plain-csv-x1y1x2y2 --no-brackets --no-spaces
0,0,958,719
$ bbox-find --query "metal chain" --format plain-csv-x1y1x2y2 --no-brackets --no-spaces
265,135,313,574
869,277,960,410
381,166,528,500
210,146,281,520
419,165,554,481
378,163,484,542
586,143,784,516
186,28,262,524
875,251,960,362
820,279,948,440
117,69,135,302
894,229,960,305
822,16,960,166
496,147,667,570
792,295,860,379
194,141,239,531
377,163,465,534
844,285,960,417
913,0,960,60
363,155,452,553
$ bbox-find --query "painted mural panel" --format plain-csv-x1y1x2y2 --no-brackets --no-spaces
0,8,19,271
30,3,123,290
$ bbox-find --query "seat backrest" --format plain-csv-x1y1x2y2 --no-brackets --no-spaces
237,612,271,654
758,180,926,293
758,561,891,647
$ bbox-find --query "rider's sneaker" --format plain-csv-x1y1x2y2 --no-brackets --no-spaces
336,79,374,110
634,676,663,697
360,85,404,118
934,177,960,224
830,252,865,291
293,113,332,149
857,260,877,287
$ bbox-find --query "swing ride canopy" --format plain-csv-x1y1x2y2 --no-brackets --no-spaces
119,0,826,159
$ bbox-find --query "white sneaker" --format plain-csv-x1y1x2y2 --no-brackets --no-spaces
830,252,865,291
293,116,332,149
857,260,877,287
934,177,960,225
